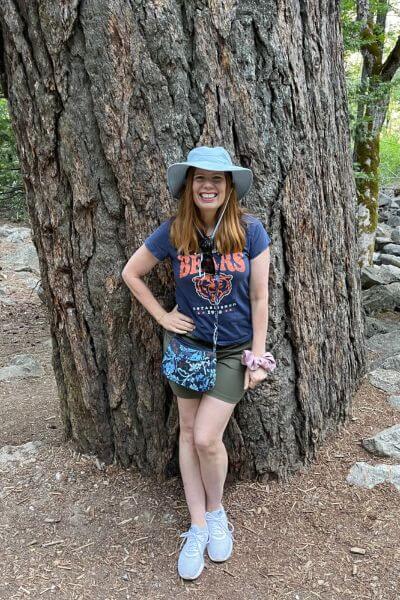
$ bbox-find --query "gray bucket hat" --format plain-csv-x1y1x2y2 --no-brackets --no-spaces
167,146,253,200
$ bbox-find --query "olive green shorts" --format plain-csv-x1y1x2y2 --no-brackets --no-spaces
163,329,253,405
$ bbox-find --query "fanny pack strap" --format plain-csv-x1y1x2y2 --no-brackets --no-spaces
211,255,221,355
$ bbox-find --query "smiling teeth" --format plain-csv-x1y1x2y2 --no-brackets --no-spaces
200,193,217,198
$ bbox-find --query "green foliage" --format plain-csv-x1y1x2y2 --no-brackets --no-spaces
0,97,27,221
380,131,400,184
341,0,400,193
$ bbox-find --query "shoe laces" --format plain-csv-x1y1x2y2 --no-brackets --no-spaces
179,527,209,557
206,511,235,540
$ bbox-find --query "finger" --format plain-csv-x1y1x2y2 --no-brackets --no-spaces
244,369,249,390
179,320,196,329
173,318,195,330
177,313,196,325
172,326,190,334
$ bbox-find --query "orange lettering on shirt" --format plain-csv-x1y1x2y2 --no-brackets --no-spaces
220,253,236,272
232,252,245,272
178,255,191,278
190,254,201,274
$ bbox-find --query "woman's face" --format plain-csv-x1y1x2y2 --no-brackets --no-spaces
192,168,227,213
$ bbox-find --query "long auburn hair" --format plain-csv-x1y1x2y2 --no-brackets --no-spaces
170,167,250,255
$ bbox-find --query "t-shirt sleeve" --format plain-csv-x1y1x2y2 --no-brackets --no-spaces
144,219,172,261
248,220,271,259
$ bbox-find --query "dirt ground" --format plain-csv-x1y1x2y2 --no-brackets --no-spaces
1,230,400,600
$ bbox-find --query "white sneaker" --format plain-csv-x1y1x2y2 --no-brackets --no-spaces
177,524,209,580
205,506,234,562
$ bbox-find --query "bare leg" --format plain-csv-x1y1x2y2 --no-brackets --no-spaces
177,396,207,528
193,395,236,512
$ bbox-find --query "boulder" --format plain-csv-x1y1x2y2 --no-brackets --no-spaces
0,354,44,381
368,368,400,394
362,282,400,315
362,424,400,459
361,264,400,289
1,244,39,274
0,441,42,466
347,462,400,490
364,316,400,339
381,243,400,257
380,254,400,268
388,395,400,410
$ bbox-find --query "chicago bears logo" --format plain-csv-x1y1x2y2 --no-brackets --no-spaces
192,273,233,304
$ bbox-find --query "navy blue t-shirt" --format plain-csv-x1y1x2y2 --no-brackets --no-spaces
144,214,271,346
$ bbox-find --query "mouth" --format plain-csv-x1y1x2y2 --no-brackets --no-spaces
198,193,218,203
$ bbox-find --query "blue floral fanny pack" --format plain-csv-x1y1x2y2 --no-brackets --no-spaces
161,254,221,393
162,335,217,392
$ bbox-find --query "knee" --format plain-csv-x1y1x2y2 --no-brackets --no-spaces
179,423,195,446
194,431,220,454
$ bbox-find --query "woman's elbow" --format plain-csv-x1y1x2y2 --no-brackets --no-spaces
121,265,129,283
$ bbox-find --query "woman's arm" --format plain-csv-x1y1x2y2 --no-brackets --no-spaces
249,246,270,355
122,244,168,322
122,244,196,333
243,246,271,390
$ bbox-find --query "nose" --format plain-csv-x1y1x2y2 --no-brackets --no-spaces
201,177,217,190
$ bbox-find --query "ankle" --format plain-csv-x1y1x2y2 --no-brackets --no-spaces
206,504,223,513
192,520,207,529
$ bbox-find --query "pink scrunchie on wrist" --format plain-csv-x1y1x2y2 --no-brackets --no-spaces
241,350,277,372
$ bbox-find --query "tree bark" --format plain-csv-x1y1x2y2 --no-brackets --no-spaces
0,0,365,481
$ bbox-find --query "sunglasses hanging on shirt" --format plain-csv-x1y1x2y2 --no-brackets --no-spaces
198,235,216,275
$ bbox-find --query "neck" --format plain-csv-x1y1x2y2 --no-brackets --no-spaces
199,210,217,234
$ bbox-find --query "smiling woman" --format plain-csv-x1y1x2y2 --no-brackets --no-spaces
122,145,274,580
192,170,227,223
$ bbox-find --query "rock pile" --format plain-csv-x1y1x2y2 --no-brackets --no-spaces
349,186,400,491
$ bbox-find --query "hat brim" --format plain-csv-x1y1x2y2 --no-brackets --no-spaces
167,161,253,200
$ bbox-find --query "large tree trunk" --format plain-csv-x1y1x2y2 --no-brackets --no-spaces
0,0,366,481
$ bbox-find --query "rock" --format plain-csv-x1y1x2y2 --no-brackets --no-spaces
0,441,42,466
368,368,400,394
366,329,400,371
380,254,400,268
380,354,400,371
0,285,15,305
362,424,400,459
376,223,393,237
382,243,400,256
362,282,400,315
375,236,393,250
373,251,381,264
0,354,44,381
392,227,400,244
378,194,391,208
361,264,400,289
366,330,400,366
7,230,31,243
364,316,400,339
15,271,41,291
388,395,400,410
387,215,400,228
0,225,31,242
346,462,400,490
1,244,39,275
390,197,400,207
